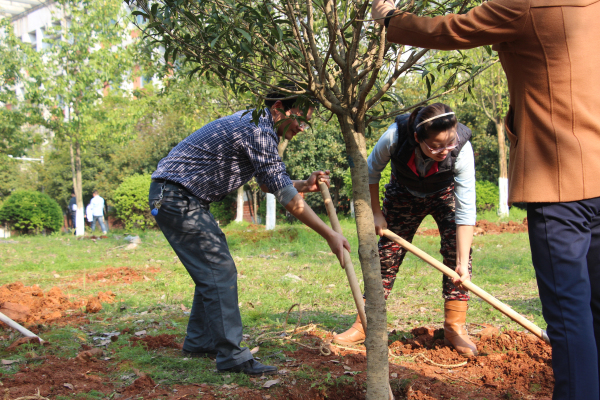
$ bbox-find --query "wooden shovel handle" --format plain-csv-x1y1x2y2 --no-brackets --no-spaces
320,182,395,400
318,181,367,329
382,229,550,344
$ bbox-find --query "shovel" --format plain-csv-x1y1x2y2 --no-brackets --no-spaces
318,181,394,400
0,311,45,343
382,229,550,344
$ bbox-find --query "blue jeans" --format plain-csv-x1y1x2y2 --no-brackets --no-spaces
148,181,252,369
91,216,107,233
70,213,76,232
528,199,600,400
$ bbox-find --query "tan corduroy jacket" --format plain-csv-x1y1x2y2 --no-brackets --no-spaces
387,0,600,204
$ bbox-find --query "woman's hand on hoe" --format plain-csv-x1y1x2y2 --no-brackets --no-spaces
373,212,388,236
452,263,471,290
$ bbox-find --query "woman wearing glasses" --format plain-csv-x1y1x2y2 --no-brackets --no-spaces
334,103,478,357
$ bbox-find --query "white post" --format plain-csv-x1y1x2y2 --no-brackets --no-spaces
498,177,509,217
350,199,355,219
235,186,244,222
266,193,276,230
76,208,85,236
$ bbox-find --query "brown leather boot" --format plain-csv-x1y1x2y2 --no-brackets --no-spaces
332,314,365,345
444,300,478,357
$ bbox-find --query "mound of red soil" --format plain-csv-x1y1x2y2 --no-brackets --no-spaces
130,334,182,350
384,327,553,399
0,326,553,399
0,282,115,325
83,267,160,285
418,219,528,237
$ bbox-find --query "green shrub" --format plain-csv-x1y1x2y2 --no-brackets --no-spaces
476,180,499,211
210,192,236,225
0,190,62,234
112,174,154,230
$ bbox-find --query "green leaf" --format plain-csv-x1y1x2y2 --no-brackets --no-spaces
234,28,252,44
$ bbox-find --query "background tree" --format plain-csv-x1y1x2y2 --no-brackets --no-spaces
31,0,138,235
0,19,47,200
471,55,509,216
127,1,492,397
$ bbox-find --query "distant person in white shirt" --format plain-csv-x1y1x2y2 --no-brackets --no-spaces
85,203,94,228
90,190,107,235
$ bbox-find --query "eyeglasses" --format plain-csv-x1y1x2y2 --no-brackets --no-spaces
422,133,458,155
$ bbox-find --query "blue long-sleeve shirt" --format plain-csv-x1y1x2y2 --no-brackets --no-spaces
368,123,477,226
152,109,298,205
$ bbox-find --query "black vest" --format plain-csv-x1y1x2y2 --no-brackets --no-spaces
390,114,472,193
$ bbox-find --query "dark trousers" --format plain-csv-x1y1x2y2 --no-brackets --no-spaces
70,212,76,232
149,181,252,369
528,199,600,400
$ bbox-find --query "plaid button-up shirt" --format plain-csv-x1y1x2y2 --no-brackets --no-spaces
152,109,294,203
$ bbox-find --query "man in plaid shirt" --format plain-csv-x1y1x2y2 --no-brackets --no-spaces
149,93,350,376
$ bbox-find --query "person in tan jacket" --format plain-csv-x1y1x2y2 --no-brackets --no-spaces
371,1,600,398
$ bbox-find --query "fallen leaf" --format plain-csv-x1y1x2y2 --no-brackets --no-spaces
143,275,151,281
343,365,351,371
1,359,18,365
263,379,280,388
7,337,45,352
391,373,398,378
63,383,74,390
222,383,238,389
250,346,260,355
278,369,289,375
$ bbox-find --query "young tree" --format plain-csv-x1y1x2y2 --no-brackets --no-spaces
127,1,490,397
34,0,137,235
470,52,509,215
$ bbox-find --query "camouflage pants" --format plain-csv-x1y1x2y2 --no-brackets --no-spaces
377,178,472,301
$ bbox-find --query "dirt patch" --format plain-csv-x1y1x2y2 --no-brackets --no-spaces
82,266,161,285
0,355,114,399
0,326,553,399
418,219,528,237
130,334,183,350
0,282,115,325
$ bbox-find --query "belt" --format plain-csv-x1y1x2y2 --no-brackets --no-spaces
152,179,210,206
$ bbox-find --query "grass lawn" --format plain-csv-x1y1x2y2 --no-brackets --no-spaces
0,207,543,396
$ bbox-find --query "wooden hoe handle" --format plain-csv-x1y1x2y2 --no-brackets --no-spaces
382,229,550,344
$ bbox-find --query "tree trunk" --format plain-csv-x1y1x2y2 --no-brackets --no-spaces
74,139,85,236
277,138,289,157
252,190,259,224
245,190,255,223
338,115,389,400
69,140,85,236
496,119,509,217
235,186,244,222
